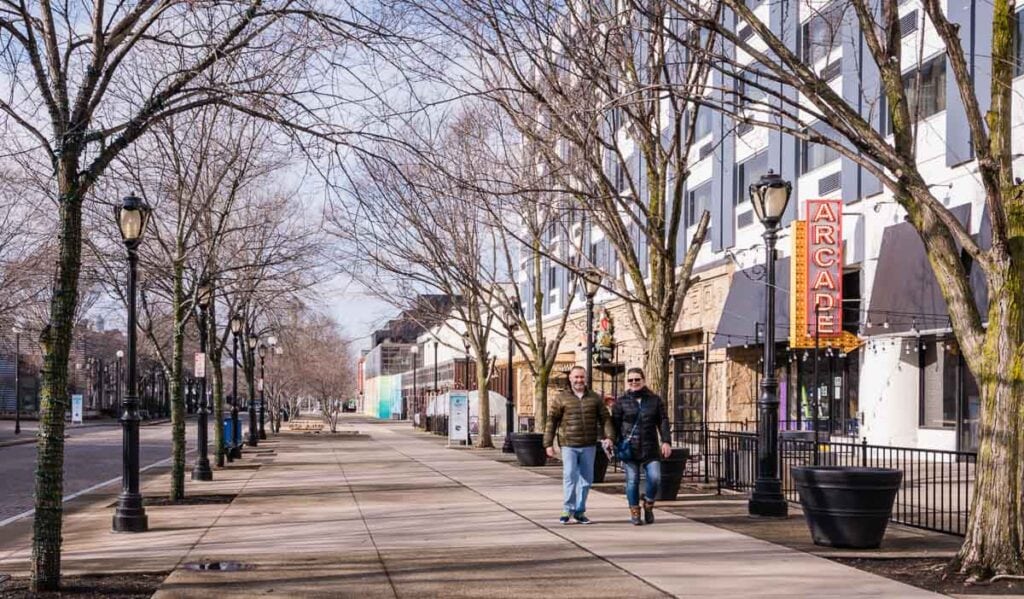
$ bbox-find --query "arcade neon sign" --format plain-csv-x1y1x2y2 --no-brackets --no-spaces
805,199,842,337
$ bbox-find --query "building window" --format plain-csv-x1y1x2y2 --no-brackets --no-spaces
694,106,713,139
801,2,845,64
886,55,946,133
800,134,840,174
735,151,768,206
919,339,957,429
1015,10,1024,77
687,182,712,227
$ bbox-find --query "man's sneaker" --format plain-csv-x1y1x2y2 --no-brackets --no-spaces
559,512,571,525
573,512,592,525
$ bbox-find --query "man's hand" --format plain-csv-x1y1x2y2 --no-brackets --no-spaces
661,443,672,459
601,438,612,451
546,446,556,458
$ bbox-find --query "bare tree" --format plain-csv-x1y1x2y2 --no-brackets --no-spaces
0,0,399,588
665,0,1024,578
402,0,714,399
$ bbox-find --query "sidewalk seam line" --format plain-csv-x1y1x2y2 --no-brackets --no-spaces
331,447,401,599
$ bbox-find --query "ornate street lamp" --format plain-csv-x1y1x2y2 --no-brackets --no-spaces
229,314,243,460
192,281,214,480
747,169,792,519
501,305,518,453
12,324,21,434
113,193,151,533
581,268,603,386
258,342,267,440
246,331,259,447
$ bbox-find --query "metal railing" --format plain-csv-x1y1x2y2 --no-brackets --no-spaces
700,429,976,536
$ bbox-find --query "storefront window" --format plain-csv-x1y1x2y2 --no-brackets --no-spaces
919,339,957,428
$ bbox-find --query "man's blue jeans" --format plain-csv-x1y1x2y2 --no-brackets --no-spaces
561,445,596,515
623,459,661,507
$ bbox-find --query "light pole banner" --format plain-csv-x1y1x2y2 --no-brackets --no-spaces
71,394,83,424
449,391,469,443
194,353,206,378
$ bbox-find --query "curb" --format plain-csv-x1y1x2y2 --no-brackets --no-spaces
0,419,171,448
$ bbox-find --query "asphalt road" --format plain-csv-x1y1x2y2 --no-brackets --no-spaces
0,420,201,523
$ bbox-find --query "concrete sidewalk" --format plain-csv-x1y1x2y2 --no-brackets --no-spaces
0,417,945,598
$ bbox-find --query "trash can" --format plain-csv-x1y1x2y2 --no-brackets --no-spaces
222,418,234,450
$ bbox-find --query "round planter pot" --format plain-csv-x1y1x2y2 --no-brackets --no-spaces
792,466,903,549
593,444,610,483
512,432,548,467
656,448,690,501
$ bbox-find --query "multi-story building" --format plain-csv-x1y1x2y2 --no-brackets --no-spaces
511,0,1000,452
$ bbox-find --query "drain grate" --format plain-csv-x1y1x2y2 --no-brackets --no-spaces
183,561,253,572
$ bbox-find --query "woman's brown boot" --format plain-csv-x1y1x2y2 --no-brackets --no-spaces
629,506,643,526
642,499,655,524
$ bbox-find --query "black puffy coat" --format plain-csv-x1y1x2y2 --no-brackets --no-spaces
612,388,671,463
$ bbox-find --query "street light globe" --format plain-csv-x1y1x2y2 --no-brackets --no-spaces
410,344,419,354
258,344,267,358
116,350,124,359
197,280,213,309
230,314,243,335
267,336,278,347
582,268,603,299
115,193,152,247
749,169,792,227
247,334,258,350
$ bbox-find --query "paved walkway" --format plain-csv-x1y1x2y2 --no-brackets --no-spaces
0,417,945,598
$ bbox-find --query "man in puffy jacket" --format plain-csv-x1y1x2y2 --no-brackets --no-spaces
544,365,615,524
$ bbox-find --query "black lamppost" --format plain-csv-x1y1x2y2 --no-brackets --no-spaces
192,281,213,481
410,344,419,426
112,192,151,533
462,332,472,445
501,306,517,453
115,349,123,407
246,331,259,447
229,314,243,459
581,268,602,386
12,324,21,434
258,343,267,440
747,169,792,519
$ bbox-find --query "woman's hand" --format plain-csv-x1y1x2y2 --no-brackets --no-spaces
661,443,672,459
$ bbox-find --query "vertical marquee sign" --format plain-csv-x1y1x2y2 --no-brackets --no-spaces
805,199,843,338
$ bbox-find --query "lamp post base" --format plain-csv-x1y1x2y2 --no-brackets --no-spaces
501,434,515,453
229,444,242,459
191,459,213,481
748,478,789,518
112,493,149,532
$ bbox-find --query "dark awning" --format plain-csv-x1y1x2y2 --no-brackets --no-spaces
866,203,987,335
712,257,790,349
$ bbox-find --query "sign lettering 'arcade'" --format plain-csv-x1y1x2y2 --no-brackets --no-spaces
805,199,842,336
790,199,861,352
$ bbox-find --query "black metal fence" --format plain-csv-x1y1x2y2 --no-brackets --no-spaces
683,428,976,536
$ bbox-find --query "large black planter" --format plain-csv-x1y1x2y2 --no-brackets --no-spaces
512,432,548,467
792,466,903,549
656,448,690,501
593,444,610,483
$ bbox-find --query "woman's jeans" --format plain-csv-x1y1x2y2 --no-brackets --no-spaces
623,459,661,507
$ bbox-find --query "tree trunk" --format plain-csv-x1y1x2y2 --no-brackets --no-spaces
169,267,187,500
211,359,225,467
956,240,1024,576
533,367,549,432
31,174,84,592
644,318,672,401
476,357,492,448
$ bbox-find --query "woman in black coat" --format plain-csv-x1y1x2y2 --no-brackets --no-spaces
612,367,672,525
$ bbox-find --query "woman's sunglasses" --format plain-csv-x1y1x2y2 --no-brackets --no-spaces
626,377,643,383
